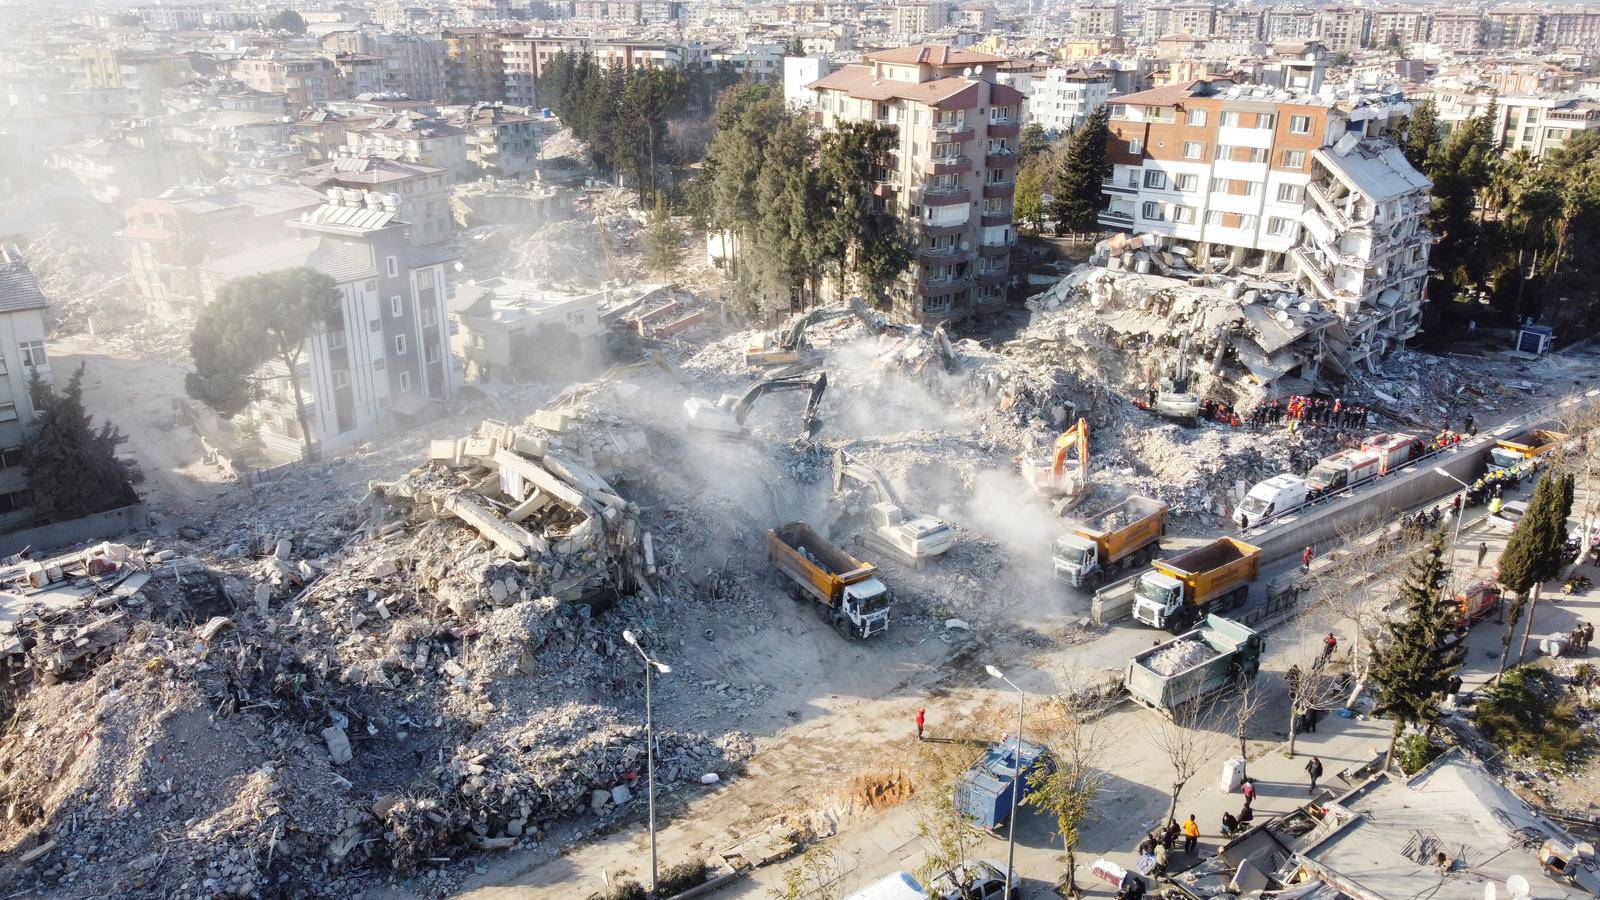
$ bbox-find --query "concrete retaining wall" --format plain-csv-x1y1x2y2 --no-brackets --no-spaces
1249,442,1491,562
0,503,149,556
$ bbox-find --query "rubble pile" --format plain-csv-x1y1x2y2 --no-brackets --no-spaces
0,397,753,897
21,221,143,337
1146,637,1217,675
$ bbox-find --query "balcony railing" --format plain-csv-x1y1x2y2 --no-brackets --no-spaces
1098,209,1134,224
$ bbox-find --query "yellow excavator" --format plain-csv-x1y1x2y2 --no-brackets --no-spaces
1021,417,1090,512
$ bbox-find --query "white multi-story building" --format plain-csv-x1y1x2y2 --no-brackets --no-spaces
784,56,830,109
198,194,456,459
892,2,951,35
1071,2,1120,36
1027,68,1112,135
0,247,54,530
1101,79,1432,356
1432,89,1600,158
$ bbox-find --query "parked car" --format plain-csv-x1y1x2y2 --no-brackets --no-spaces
926,860,1020,900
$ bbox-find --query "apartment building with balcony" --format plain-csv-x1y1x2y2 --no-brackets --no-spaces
1314,7,1368,53
1072,2,1120,37
1370,9,1431,48
233,52,348,108
809,44,1023,324
0,247,55,530
1101,79,1432,363
1265,8,1317,43
1428,12,1484,51
1028,68,1113,136
1432,89,1600,158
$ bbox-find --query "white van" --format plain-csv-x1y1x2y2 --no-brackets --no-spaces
1233,474,1309,528
846,871,928,900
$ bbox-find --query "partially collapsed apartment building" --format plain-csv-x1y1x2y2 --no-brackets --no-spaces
1100,79,1432,371
809,44,1024,325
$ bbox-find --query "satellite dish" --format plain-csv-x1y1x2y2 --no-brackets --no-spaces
974,64,984,74
963,67,973,76
959,240,970,250
1506,875,1531,900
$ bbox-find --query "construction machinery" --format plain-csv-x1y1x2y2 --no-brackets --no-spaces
744,305,857,368
1488,426,1570,474
1124,615,1264,713
1152,336,1201,423
768,521,892,639
1021,417,1089,509
831,449,956,567
1052,496,1167,589
1130,537,1262,632
683,372,828,441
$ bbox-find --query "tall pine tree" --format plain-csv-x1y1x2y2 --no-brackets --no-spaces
23,366,139,523
1371,531,1463,768
1496,472,1569,676
1054,106,1111,234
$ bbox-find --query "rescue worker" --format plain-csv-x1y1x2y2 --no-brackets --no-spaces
1181,814,1201,855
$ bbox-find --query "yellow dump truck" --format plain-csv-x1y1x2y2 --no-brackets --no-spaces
1488,427,1570,474
1052,496,1168,589
1131,537,1262,632
768,521,892,639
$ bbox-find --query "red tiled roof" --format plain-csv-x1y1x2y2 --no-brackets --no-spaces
866,44,1006,66
809,65,995,108
1110,81,1207,107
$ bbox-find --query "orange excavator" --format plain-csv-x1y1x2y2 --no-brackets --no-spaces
1021,417,1090,511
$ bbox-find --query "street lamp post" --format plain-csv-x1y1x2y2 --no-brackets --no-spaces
1435,468,1471,566
623,629,671,899
985,664,1024,899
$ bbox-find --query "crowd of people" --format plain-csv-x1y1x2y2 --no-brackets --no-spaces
1247,396,1371,430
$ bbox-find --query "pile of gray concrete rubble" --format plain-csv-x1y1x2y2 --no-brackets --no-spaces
0,392,752,897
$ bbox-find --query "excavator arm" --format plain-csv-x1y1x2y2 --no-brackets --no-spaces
1051,417,1089,483
832,448,904,508
779,305,852,351
730,372,829,439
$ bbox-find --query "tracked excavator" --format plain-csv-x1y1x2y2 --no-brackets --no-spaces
683,372,829,441
1020,417,1090,512
828,449,956,567
744,298,884,368
1145,336,1201,424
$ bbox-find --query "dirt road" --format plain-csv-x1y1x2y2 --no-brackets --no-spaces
49,334,230,527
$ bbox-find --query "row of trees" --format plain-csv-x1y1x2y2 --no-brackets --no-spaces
537,52,693,202
1012,108,1113,236
692,83,912,318
1397,99,1600,336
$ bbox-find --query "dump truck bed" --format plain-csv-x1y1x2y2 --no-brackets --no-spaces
1497,428,1568,455
1154,537,1261,607
771,521,875,580
1125,615,1263,710
1074,496,1167,565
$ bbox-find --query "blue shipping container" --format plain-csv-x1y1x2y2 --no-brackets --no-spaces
954,738,1053,830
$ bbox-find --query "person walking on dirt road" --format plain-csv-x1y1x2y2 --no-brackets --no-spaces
1182,815,1201,855
1478,542,1489,567
1306,756,1324,795
916,707,926,741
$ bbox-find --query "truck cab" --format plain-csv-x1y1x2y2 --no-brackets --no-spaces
1132,570,1186,629
1232,474,1308,528
1053,532,1100,585
843,577,891,637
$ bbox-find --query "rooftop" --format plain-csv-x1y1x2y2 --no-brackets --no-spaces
809,65,1023,108
0,246,50,316
865,44,1005,66
1316,136,1432,201
453,277,603,324
202,235,375,283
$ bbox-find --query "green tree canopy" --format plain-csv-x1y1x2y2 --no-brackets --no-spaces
22,366,139,524
1370,530,1464,767
267,9,305,32
186,267,341,459
1054,106,1111,234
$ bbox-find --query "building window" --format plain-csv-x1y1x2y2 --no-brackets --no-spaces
1289,114,1311,134
984,197,1004,213
385,256,399,278
1267,216,1294,235
1187,108,1207,126
1111,104,1129,120
1140,201,1165,221
1243,181,1261,197
1256,113,1276,129
1246,148,1268,163
1128,138,1142,155
0,402,15,423
0,447,20,469
422,307,438,327
1239,214,1258,230
389,296,404,317
328,329,346,349
1210,176,1228,193
1220,110,1241,127
333,369,350,388
1176,174,1199,191
1277,183,1304,203
393,334,407,356
1205,210,1224,225
19,341,46,368
398,371,411,392
1282,149,1306,168
1214,144,1232,161
369,318,381,332
425,343,440,364
1174,205,1197,224
1182,141,1203,160
1143,169,1167,189
0,488,32,514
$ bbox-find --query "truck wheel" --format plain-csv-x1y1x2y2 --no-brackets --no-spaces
832,615,854,640
815,601,832,624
